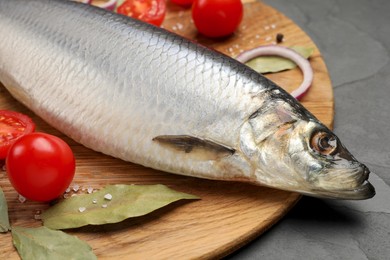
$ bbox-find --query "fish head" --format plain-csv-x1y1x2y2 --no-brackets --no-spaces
282,120,374,199
241,101,375,200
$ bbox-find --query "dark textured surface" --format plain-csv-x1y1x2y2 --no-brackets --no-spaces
229,0,390,259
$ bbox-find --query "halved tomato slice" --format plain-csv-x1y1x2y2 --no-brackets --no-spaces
116,0,166,26
0,110,35,159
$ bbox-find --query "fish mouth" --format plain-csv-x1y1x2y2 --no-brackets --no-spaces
306,164,375,200
309,180,376,200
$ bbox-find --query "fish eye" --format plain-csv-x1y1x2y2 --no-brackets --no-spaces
310,131,338,155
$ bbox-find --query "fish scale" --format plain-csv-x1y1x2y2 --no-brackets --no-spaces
0,0,375,199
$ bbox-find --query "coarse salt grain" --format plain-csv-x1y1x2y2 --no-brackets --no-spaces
79,207,86,213
102,204,107,208
104,193,113,200
34,211,42,220
176,23,183,30
87,187,94,194
72,184,79,192
18,194,26,203
92,199,97,204
65,187,71,193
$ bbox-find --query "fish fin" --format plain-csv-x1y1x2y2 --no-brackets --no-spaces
153,135,235,161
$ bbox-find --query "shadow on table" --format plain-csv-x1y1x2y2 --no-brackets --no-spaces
227,196,365,259
286,196,362,222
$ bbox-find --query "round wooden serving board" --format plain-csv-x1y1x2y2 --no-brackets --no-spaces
0,1,334,259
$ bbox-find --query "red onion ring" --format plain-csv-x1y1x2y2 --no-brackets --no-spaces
236,45,313,100
91,0,117,10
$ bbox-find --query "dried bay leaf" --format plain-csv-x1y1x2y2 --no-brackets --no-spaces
42,184,199,229
12,226,96,260
245,46,314,74
0,188,10,233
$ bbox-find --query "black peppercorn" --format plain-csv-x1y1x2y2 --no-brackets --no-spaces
276,33,284,43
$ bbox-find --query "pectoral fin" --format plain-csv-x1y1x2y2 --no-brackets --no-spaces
153,135,235,161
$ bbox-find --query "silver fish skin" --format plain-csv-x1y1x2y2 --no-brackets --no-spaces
0,0,375,199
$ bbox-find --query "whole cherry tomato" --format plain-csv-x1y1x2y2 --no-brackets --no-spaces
116,0,166,26
0,110,35,159
192,0,243,38
6,133,75,202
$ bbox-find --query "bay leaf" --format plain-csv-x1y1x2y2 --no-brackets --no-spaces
12,226,96,260
245,46,315,74
0,188,10,233
42,184,199,229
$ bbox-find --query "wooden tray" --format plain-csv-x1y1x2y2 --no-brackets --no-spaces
0,1,334,259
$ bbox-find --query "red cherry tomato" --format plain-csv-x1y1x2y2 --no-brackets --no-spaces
192,0,243,38
170,0,193,7
0,110,35,159
6,133,75,202
116,0,166,26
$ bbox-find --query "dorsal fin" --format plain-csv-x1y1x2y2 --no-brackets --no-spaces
153,135,235,161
